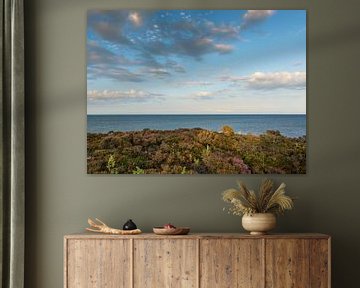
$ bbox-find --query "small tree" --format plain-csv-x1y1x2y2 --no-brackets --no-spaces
106,154,118,174
222,125,235,136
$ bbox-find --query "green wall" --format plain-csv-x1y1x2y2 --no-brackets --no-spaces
25,0,360,287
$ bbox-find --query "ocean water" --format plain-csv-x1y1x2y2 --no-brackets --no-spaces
87,114,306,137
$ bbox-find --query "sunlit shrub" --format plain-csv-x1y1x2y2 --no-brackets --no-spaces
87,128,306,174
222,125,235,136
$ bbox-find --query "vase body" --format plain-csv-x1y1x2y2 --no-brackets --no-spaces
242,213,276,235
123,219,137,230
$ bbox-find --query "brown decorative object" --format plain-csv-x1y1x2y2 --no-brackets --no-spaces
64,233,331,288
242,213,276,235
86,218,142,235
153,227,190,235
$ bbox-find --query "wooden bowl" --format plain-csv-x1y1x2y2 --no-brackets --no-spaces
153,227,190,235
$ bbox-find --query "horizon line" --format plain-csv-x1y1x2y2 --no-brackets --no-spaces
87,113,306,116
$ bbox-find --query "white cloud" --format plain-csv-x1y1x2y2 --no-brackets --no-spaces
196,37,213,46
191,89,232,100
241,10,276,29
146,68,171,77
195,91,213,98
206,21,239,38
88,89,163,102
180,81,213,87
220,71,306,90
243,71,306,90
219,75,243,83
128,12,142,26
243,10,275,22
214,44,234,54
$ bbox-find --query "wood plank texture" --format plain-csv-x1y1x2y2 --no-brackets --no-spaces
200,239,264,288
265,239,310,288
64,234,330,288
133,239,197,288
310,239,330,288
66,239,131,288
65,233,330,240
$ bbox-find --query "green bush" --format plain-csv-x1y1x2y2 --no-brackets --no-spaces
87,128,306,174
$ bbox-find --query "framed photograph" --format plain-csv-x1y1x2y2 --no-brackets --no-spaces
87,10,306,174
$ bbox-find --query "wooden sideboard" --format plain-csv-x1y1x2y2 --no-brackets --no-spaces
64,233,330,288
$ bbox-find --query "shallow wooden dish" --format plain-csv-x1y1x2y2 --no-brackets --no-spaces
153,227,190,235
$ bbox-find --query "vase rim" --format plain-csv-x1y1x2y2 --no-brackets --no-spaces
243,212,276,216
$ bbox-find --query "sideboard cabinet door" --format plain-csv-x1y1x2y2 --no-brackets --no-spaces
134,239,198,288
200,239,264,288
266,239,309,288
310,239,330,288
66,239,131,288
265,239,329,288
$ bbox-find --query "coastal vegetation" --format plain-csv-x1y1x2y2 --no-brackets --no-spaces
87,127,306,174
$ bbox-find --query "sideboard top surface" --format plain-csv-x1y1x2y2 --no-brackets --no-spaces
64,232,330,240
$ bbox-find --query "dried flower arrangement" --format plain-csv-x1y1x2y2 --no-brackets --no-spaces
222,178,294,216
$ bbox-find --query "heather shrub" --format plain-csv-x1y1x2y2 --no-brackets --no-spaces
87,128,306,174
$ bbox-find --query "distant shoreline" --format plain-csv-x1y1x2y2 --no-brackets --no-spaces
87,114,306,138
87,113,306,116
87,128,306,139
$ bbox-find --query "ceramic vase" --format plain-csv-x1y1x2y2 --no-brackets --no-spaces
242,213,276,235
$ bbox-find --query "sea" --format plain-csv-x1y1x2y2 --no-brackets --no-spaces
87,114,306,138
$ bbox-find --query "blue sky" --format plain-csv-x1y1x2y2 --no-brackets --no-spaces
87,10,306,114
